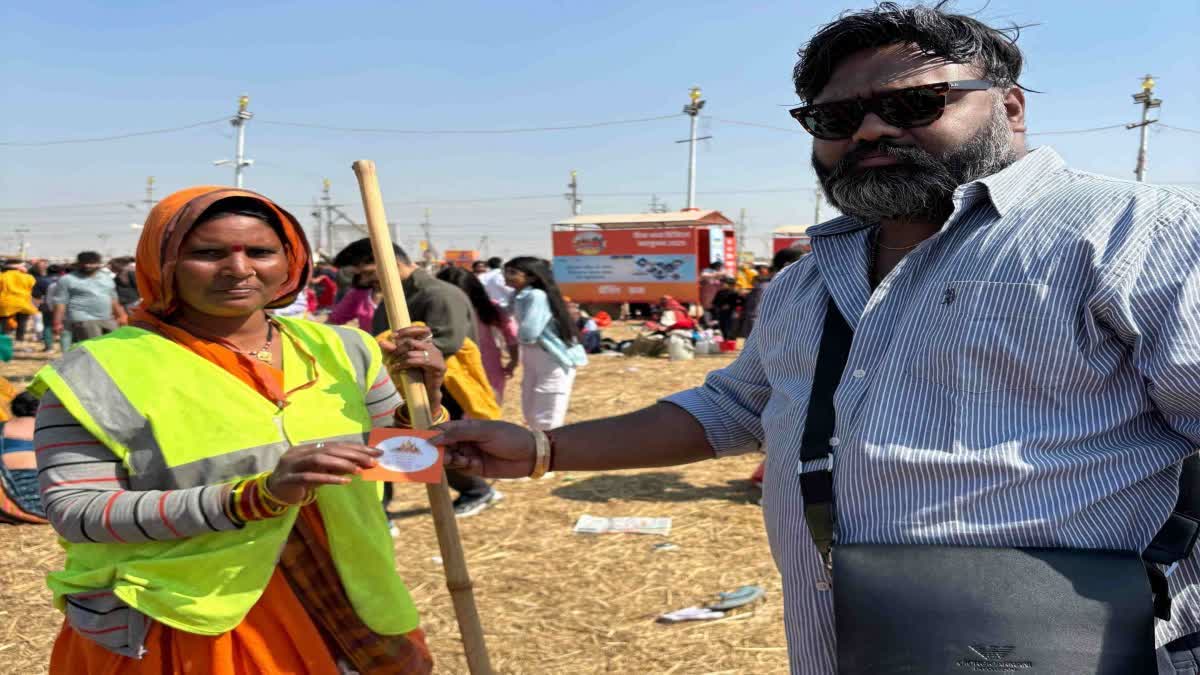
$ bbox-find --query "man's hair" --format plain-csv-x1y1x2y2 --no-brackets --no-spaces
793,1,1025,103
487,256,503,269
332,238,410,268
76,251,102,265
772,247,806,272
10,391,39,418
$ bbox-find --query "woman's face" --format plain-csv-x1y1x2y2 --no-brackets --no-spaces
174,214,290,318
503,266,528,290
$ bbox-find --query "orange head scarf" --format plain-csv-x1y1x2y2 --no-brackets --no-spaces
134,186,312,319
131,187,314,405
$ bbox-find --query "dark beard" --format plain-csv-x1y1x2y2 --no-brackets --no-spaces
812,105,1018,224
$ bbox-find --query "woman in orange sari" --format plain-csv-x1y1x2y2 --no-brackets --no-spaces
31,186,440,674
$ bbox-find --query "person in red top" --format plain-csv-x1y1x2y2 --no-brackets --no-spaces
310,272,338,312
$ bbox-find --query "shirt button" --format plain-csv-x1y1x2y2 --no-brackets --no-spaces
852,369,866,379
815,581,831,592
829,437,841,447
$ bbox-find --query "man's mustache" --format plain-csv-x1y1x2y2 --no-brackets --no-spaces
830,141,939,178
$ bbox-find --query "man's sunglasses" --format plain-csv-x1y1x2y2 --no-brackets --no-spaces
789,80,993,140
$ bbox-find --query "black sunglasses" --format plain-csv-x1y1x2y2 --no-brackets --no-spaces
789,80,993,140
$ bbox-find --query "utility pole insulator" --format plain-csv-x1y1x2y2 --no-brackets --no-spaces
1128,75,1160,182
217,94,254,187
564,170,582,216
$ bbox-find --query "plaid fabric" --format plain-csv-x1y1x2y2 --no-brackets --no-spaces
279,503,433,675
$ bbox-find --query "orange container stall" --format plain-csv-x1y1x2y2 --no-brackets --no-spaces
551,210,735,305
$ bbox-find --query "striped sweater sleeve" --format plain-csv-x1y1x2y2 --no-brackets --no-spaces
366,365,403,428
35,390,242,544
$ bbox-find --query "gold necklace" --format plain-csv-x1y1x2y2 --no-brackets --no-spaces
178,315,276,364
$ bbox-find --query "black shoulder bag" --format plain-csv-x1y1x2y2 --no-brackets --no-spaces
802,298,1198,674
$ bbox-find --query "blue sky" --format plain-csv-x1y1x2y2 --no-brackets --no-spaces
2,0,1197,260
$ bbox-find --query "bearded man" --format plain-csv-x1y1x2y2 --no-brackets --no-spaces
435,3,1200,673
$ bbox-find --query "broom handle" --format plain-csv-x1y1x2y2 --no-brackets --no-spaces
352,160,493,675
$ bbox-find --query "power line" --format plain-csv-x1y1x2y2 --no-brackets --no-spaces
0,201,132,212
1028,123,1128,137
1161,124,1200,135
708,117,801,133
0,117,229,147
256,114,682,135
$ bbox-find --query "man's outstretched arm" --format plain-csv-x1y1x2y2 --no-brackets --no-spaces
437,402,714,478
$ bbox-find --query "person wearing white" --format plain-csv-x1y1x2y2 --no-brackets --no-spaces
477,257,513,310
504,257,586,430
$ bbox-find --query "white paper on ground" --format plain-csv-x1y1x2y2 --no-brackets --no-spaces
573,514,673,536
657,606,726,623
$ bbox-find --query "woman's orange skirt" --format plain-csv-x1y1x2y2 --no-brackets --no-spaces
49,569,429,675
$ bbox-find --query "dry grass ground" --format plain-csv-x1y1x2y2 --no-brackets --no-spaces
0,327,788,675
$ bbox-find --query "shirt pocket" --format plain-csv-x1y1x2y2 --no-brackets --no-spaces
911,281,1070,395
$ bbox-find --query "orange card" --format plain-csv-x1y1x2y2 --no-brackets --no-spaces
360,428,444,484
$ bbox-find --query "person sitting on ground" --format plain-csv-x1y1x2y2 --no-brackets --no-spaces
568,302,603,354
1,390,45,524
710,277,742,343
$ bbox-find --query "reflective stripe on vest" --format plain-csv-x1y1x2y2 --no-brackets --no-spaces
29,317,419,636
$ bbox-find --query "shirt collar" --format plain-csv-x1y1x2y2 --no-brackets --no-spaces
973,146,1066,218
806,146,1067,236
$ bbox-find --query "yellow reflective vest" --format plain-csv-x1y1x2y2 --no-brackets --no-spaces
29,317,420,636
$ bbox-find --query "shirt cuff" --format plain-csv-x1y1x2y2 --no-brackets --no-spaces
663,388,763,458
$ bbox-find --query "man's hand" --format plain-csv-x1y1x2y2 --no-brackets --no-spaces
434,420,536,478
266,441,382,504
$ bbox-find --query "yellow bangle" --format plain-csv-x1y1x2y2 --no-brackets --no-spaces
259,471,313,509
393,405,450,428
529,430,551,479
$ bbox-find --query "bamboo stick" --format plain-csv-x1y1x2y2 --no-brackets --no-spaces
352,160,493,675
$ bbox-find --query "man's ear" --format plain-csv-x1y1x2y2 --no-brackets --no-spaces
1003,86,1026,133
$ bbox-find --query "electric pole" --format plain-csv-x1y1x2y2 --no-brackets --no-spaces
322,179,334,254
215,95,254,187
813,188,823,224
15,228,30,260
648,194,669,213
678,86,710,210
421,209,436,262
1127,75,1161,182
144,176,156,209
311,198,323,255
565,170,581,215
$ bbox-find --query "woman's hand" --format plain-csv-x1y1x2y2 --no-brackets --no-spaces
266,441,382,504
502,361,518,379
379,326,445,417
433,420,536,478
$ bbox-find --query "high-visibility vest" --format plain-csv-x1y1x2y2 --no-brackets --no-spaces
29,317,420,636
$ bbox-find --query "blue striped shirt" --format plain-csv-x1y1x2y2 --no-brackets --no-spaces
665,147,1200,673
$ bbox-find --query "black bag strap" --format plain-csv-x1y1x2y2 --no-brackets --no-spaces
1144,456,1200,567
798,297,854,566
